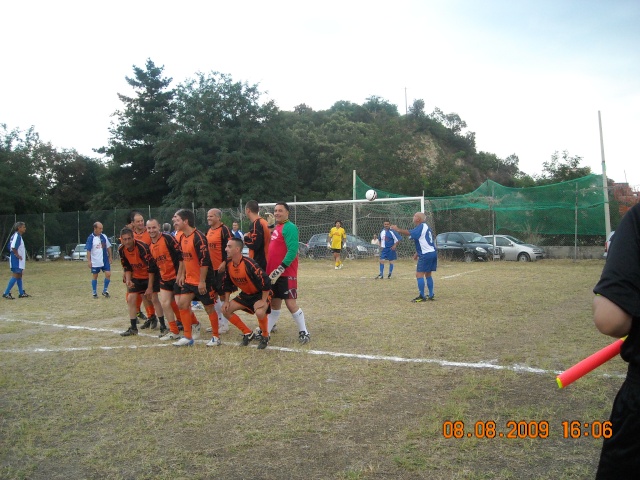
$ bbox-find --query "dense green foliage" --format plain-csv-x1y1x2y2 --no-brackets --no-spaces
1,59,594,214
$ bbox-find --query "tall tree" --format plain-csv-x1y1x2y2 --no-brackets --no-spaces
536,150,592,184
98,59,174,206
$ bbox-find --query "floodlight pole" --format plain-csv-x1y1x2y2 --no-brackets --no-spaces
598,111,611,239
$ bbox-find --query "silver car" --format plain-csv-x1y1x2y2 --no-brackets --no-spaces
483,235,545,262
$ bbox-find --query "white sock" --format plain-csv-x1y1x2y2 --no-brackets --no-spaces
292,308,308,333
215,301,227,325
267,309,281,333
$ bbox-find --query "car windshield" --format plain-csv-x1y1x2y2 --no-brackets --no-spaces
503,235,526,245
460,233,486,243
47,247,61,253
75,245,86,251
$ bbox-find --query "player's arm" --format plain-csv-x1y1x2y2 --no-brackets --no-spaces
593,295,632,338
391,225,411,237
244,220,263,252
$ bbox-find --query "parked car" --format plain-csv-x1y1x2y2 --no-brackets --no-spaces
71,244,88,261
603,231,615,259
306,233,380,259
35,245,64,261
436,232,502,262
483,235,545,262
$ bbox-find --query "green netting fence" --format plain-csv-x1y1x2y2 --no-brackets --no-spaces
356,173,620,247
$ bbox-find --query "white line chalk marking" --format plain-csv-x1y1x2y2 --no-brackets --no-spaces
0,317,625,379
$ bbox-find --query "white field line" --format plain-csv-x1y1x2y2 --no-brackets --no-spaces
0,317,625,379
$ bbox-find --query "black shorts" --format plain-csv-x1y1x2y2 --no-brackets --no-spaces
160,278,176,292
207,269,226,295
177,282,216,306
596,372,640,478
127,276,160,294
271,275,298,300
231,291,272,315
331,248,341,254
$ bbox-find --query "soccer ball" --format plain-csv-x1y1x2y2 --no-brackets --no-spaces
365,189,378,201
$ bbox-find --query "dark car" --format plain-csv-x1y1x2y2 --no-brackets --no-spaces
306,233,380,259
35,245,64,261
436,232,502,262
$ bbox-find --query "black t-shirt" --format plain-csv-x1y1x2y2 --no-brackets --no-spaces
594,203,640,369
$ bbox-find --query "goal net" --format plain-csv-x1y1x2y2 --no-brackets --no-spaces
260,197,430,259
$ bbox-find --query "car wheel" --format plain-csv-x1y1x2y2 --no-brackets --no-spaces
464,252,475,263
517,252,531,262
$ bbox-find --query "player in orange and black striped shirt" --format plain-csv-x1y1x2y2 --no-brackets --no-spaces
147,218,184,339
129,211,156,325
221,237,273,349
243,200,270,270
118,227,165,337
206,208,234,335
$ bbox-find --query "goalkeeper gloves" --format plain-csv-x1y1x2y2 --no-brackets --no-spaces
269,265,285,283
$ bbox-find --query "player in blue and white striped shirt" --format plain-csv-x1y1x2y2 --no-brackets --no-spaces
3,222,30,299
392,212,437,302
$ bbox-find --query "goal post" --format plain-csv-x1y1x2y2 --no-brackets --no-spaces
260,196,429,259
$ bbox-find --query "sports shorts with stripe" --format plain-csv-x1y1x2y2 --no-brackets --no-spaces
231,291,272,315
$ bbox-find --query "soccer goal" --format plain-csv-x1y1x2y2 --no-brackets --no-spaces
260,197,430,259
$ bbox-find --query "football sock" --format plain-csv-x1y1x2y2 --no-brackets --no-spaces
389,264,394,275
426,277,434,297
179,309,193,339
129,318,137,330
158,316,166,328
258,316,268,336
215,301,228,326
292,308,308,333
91,279,98,294
208,310,219,337
5,277,17,295
145,304,156,318
417,277,425,297
103,278,110,292
168,320,179,335
171,300,181,319
379,264,384,276
227,314,251,335
16,278,24,295
267,309,281,332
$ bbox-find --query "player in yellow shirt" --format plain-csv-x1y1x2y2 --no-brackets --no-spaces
328,220,346,269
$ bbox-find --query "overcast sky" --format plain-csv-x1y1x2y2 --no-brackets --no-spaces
2,0,639,188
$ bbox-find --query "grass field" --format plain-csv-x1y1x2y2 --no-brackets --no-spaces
0,257,624,479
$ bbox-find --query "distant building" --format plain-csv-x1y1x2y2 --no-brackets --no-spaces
611,182,640,216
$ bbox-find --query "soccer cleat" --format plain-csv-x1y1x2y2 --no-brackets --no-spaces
120,327,138,336
298,331,311,344
160,331,181,340
2,293,14,300
338,263,343,269
92,293,98,299
241,332,255,346
387,274,392,279
411,295,427,303
192,323,201,339
102,291,110,298
270,323,278,334
428,295,435,301
140,318,152,329
173,337,194,347
257,335,270,350
136,311,147,323
18,292,31,298
254,327,263,343
218,323,230,334
159,327,170,336
206,336,221,347
176,320,184,331
149,315,158,330
335,266,339,270
375,274,383,279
